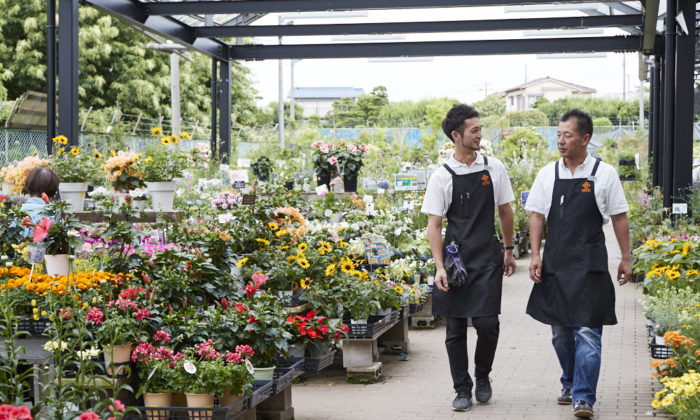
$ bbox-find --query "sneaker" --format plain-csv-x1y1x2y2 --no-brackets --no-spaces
557,388,572,405
451,391,472,411
573,400,594,418
475,377,492,403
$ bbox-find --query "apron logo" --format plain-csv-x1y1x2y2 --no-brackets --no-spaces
481,174,491,186
582,181,591,192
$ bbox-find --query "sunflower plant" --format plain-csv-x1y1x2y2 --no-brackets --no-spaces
49,137,92,183
136,144,184,182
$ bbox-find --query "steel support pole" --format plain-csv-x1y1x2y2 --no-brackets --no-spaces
210,58,218,160
651,56,662,188
672,0,694,206
218,60,231,164
170,52,181,139
278,16,285,149
47,0,56,153
57,0,79,146
661,0,675,207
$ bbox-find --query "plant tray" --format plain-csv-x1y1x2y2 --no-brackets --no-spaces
649,338,673,360
409,303,424,315
272,359,304,394
249,380,274,408
124,394,247,420
346,315,392,338
16,317,51,336
304,349,336,372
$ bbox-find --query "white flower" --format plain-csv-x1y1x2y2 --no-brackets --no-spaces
218,213,234,224
89,186,109,198
128,187,149,199
67,230,79,238
43,340,68,352
77,347,100,360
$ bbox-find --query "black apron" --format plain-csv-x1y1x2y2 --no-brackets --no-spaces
526,158,617,327
432,157,504,318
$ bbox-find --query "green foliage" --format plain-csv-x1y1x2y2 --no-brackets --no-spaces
497,128,549,167
327,86,390,127
593,117,613,128
377,100,426,126
534,96,644,124
135,144,183,182
251,156,272,182
327,97,363,127
505,110,548,127
472,95,506,119
356,86,389,126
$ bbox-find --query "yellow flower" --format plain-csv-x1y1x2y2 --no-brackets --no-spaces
686,269,699,278
681,241,690,257
255,238,270,246
293,281,299,291
340,261,354,273
179,131,191,140
300,278,311,289
280,245,289,250
268,221,279,231
52,135,68,144
56,147,65,156
320,241,332,253
275,229,287,237
317,247,326,256
395,285,403,293
298,243,308,252
151,127,163,137
297,258,310,269
110,150,116,157
144,156,153,163
70,147,80,156
161,136,172,145
93,149,102,159
237,257,249,267
325,264,336,277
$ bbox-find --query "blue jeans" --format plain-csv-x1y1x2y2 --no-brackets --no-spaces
551,326,602,406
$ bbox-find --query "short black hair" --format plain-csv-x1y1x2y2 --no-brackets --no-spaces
23,167,59,199
560,109,593,137
442,104,479,142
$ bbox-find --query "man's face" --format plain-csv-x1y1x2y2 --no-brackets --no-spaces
452,117,481,151
556,118,589,159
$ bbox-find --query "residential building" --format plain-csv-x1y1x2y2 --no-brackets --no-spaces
499,76,596,112
289,87,364,117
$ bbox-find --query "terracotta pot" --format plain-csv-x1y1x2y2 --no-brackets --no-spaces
103,343,132,376
220,386,243,407
143,392,172,420
185,393,214,420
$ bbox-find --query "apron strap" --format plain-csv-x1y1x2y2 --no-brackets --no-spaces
590,157,602,177
555,161,560,181
483,156,488,166
443,164,457,176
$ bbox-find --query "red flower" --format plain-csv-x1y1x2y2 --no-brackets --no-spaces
234,344,254,358
41,193,49,203
141,272,151,284
334,331,341,340
33,218,52,243
86,307,104,325
153,330,171,342
319,325,329,334
225,351,242,364
21,217,32,227
78,412,100,420
234,303,247,313
307,329,318,339
247,314,258,324
0,405,32,420
135,308,151,321
243,283,258,297
0,195,6,203
221,298,229,309
109,400,125,412
285,316,295,324
304,310,316,321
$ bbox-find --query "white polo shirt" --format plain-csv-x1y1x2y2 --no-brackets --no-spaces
421,154,514,218
524,154,629,224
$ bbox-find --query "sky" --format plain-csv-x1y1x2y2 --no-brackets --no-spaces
239,5,646,108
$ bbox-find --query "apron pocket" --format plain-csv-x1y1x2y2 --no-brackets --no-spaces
585,244,609,273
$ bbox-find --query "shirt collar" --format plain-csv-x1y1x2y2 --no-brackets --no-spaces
448,152,484,168
26,197,45,204
558,153,593,171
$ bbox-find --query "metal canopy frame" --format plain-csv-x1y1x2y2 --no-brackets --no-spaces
53,0,695,209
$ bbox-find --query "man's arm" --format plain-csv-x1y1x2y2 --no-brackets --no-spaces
610,212,631,285
497,203,516,276
427,214,449,292
528,212,545,283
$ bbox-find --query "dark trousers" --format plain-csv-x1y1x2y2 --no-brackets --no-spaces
445,315,500,395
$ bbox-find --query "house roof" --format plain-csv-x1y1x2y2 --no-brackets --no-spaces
289,87,364,99
500,76,596,95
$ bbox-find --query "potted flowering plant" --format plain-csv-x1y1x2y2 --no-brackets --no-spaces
25,199,83,276
130,331,183,412
335,142,369,192
135,144,183,211
285,310,347,356
49,138,93,211
2,156,49,195
104,150,144,192
311,141,338,188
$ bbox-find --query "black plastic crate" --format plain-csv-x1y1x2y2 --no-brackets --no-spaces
408,303,424,315
16,317,51,336
124,393,247,420
249,380,273,408
346,315,388,338
650,337,673,360
304,349,336,372
272,359,303,394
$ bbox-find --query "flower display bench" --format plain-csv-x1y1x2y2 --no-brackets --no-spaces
341,309,409,382
410,294,435,329
73,210,185,224
0,337,51,405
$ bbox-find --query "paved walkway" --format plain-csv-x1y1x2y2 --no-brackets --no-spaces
292,225,663,419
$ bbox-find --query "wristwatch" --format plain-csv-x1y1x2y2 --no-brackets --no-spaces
504,245,515,250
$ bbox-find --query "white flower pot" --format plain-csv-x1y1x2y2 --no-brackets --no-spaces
58,182,88,212
146,181,177,212
132,200,147,211
45,254,70,277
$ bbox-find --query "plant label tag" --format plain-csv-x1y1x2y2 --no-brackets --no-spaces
521,191,529,205
366,202,375,216
377,188,386,194
672,203,688,215
363,195,373,203
183,360,197,374
245,359,255,374
427,276,435,286
324,209,333,218
147,365,158,381
237,159,251,168
28,247,45,265
241,195,256,205
315,184,329,195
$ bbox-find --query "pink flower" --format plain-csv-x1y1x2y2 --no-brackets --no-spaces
327,156,338,165
153,346,174,361
311,141,323,149
320,190,328,196
86,307,104,325
351,193,358,199
78,412,100,420
235,344,255,358
136,308,151,321
225,351,242,364
319,145,329,154
252,272,268,287
131,341,155,363
153,330,171,342
0,405,32,420
348,144,358,153
109,400,125,412
360,144,370,155
33,218,52,243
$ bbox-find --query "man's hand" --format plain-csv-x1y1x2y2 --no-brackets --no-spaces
503,252,516,277
617,260,632,286
529,254,542,283
434,267,449,292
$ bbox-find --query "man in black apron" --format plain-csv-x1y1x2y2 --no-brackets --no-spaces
422,104,516,412
525,109,631,418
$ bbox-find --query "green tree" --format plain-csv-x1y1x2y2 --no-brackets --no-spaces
327,97,363,127
356,85,389,126
505,110,548,127
377,100,426,127
472,94,505,119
